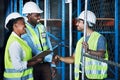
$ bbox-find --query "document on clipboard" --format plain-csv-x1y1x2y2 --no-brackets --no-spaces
30,50,52,61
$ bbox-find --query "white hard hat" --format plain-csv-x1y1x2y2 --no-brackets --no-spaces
5,12,22,29
22,1,43,14
77,10,96,26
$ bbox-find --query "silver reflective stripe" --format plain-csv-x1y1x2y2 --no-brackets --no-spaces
85,70,107,75
85,60,107,75
75,73,79,78
74,64,80,78
5,68,32,73
5,69,24,73
85,60,107,67
4,74,33,80
75,64,79,69
85,60,102,66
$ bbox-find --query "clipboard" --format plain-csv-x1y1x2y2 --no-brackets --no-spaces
30,50,52,61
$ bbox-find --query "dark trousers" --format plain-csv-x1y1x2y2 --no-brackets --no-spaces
33,62,52,80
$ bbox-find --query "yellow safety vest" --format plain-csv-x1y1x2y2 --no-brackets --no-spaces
25,23,48,51
74,31,108,80
4,33,33,80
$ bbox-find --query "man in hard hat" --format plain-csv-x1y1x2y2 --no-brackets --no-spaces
4,12,42,80
21,1,56,80
55,10,108,80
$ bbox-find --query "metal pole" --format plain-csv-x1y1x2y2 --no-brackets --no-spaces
62,0,65,80
19,0,23,14
47,0,50,19
10,0,13,13
44,0,47,27
69,1,72,80
115,0,118,79
65,1,72,79
44,0,49,26
58,0,61,18
14,0,17,12
77,0,82,40
35,0,39,5
82,0,88,80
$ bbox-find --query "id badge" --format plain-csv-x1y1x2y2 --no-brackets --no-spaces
41,32,46,38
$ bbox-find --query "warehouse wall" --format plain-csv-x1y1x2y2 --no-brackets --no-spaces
0,0,5,47
0,0,120,80
0,0,5,79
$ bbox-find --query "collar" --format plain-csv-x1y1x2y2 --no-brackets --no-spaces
12,32,21,39
26,21,36,29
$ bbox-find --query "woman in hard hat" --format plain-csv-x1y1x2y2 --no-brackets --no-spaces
21,1,56,80
4,12,42,80
55,10,108,80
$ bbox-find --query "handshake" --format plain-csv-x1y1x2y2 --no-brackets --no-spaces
52,54,74,64
52,55,62,64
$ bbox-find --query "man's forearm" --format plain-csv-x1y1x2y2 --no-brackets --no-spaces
59,56,74,64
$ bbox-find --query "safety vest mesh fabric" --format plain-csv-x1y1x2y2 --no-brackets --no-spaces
74,31,108,80
4,33,33,80
26,23,48,51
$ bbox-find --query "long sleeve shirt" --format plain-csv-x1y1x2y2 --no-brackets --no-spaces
9,32,27,71
21,22,53,63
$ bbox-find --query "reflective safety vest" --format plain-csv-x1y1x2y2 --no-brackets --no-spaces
25,23,48,51
4,33,33,80
74,31,108,80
